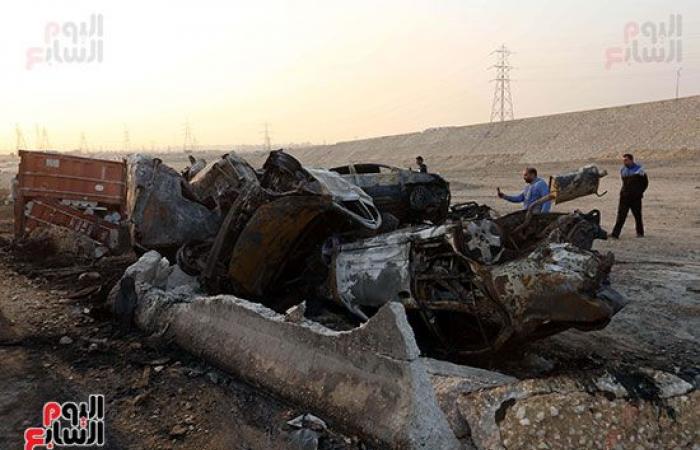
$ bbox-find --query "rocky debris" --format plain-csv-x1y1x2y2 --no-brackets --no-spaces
641,369,694,399
168,424,187,438
59,335,73,345
594,373,629,398
285,302,307,323
287,413,328,432
134,366,151,389
286,413,344,450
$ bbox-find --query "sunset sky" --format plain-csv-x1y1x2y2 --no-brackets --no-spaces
1,0,698,152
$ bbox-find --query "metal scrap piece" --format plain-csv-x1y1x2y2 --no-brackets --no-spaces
189,153,259,211
126,155,221,253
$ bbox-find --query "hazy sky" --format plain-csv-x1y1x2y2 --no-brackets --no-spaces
1,0,698,152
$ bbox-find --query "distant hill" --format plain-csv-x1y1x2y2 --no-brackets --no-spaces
286,96,700,171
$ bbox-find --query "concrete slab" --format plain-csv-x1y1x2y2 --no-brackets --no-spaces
122,252,462,449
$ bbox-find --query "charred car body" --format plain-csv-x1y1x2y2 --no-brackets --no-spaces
328,209,624,356
330,163,451,226
123,150,625,356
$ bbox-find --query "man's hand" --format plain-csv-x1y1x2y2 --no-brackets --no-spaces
497,187,504,199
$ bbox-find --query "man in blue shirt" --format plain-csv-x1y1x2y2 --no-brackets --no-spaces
497,167,552,213
611,153,648,238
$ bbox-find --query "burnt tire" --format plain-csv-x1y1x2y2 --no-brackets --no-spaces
409,185,450,224
409,185,435,211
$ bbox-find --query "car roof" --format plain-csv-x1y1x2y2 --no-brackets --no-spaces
330,163,399,174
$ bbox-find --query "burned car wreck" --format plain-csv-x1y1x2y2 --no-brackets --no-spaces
330,163,451,226
328,209,624,356
123,151,625,356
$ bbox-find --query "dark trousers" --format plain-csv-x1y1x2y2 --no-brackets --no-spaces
612,195,644,237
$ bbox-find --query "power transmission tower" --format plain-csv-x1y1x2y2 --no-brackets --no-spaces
34,124,41,149
40,127,50,150
123,124,131,151
15,125,27,150
79,132,89,153
183,120,197,153
262,122,272,151
676,67,682,99
489,45,514,122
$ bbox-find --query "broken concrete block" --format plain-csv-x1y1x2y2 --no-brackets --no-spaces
426,358,517,441
122,252,460,449
124,250,172,290
166,265,199,291
641,369,694,399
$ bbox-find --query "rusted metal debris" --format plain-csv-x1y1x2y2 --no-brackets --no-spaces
188,153,259,211
550,164,608,204
137,150,382,299
328,209,624,356
22,148,622,355
14,150,129,254
126,155,222,255
121,151,625,355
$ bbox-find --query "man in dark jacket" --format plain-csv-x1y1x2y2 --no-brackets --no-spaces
611,153,648,238
415,156,428,173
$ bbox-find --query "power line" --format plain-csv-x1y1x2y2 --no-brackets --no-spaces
489,44,514,122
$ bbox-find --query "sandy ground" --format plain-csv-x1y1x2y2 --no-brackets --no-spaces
0,152,698,449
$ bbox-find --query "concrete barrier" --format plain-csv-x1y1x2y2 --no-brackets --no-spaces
122,251,461,449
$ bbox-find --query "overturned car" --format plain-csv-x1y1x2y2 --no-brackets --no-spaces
330,163,451,226
124,151,625,356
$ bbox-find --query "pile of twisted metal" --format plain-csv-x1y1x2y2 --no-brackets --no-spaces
119,149,626,357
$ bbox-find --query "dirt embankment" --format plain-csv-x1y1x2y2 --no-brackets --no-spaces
283,96,700,171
